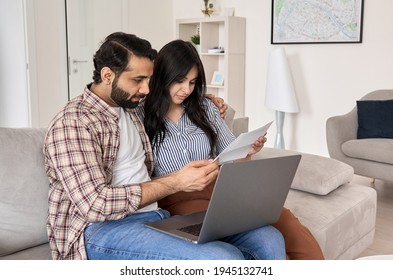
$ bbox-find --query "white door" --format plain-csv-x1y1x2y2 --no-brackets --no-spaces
66,0,129,100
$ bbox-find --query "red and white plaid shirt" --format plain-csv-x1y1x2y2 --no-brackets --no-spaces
43,86,153,260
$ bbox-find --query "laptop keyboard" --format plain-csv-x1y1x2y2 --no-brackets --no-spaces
177,223,203,236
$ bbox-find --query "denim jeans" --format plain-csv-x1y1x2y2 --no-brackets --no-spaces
84,209,285,260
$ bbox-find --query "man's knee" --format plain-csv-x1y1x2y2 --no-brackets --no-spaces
200,242,244,260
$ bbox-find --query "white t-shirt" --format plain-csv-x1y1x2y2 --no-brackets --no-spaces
112,107,157,212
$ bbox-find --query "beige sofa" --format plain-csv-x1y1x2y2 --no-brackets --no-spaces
326,89,393,181
0,118,377,260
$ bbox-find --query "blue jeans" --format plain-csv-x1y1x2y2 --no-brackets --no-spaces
84,209,285,260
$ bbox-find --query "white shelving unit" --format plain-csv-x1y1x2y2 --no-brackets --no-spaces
176,16,246,117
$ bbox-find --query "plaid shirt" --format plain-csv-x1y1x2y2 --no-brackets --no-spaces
43,86,153,260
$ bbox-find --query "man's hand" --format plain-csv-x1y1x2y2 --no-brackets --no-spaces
206,93,228,119
172,160,219,193
139,160,219,207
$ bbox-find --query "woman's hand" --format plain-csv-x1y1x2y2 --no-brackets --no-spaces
248,134,267,156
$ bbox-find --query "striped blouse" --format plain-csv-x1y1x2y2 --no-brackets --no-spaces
137,98,235,177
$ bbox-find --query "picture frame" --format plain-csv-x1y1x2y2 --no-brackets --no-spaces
211,71,224,86
271,0,364,44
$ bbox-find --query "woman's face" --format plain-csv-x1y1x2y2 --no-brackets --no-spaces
168,65,198,106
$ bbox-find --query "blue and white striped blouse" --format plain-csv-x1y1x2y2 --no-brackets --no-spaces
137,98,235,177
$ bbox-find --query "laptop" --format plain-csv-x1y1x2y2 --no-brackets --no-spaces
145,155,301,244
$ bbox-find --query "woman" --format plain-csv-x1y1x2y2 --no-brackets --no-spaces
139,39,324,260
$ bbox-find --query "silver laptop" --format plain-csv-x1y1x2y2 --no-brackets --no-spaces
145,155,301,244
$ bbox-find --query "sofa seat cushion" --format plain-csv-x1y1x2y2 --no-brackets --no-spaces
0,128,49,257
255,148,354,195
284,183,377,259
342,138,393,165
0,243,51,260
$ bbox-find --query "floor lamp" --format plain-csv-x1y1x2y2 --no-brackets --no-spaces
264,47,299,149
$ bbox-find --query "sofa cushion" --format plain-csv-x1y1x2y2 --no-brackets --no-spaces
357,99,393,139
0,128,49,257
255,148,354,195
223,105,249,137
342,138,393,165
224,105,236,132
0,243,51,260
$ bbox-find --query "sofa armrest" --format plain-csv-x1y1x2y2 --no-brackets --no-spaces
223,104,249,137
326,108,358,161
232,117,249,137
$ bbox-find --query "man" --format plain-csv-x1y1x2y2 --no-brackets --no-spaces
43,32,285,260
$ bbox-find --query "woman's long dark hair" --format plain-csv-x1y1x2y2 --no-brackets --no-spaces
144,39,217,157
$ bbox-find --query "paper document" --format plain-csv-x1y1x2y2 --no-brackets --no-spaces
215,121,273,165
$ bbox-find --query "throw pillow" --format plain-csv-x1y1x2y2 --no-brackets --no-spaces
357,99,393,139
254,148,354,195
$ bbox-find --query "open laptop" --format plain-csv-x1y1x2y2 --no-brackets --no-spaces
145,155,301,244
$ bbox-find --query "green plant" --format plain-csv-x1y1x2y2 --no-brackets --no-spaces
190,34,200,45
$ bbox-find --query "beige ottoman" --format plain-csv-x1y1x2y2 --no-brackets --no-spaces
254,148,377,260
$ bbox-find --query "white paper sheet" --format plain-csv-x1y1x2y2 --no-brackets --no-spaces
215,121,273,165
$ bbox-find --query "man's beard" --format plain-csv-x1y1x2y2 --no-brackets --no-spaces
111,82,144,109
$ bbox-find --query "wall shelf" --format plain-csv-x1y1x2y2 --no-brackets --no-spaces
176,16,246,117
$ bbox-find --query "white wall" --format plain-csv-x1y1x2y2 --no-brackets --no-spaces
3,0,393,157
128,0,173,51
173,0,393,156
0,0,172,129
27,0,69,128
0,0,30,127
1,0,68,128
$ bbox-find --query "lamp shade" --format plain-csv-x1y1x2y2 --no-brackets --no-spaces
265,48,299,113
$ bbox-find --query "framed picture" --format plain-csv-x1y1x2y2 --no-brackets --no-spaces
211,71,224,86
271,0,364,44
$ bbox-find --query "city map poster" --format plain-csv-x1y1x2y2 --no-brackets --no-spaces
271,0,364,44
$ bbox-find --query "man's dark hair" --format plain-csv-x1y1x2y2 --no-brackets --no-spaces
92,32,157,83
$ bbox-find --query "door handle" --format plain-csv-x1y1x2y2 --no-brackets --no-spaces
72,59,88,64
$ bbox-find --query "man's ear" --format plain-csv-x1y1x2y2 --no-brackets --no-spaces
101,67,114,85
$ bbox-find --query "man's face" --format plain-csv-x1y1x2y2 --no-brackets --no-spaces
110,56,153,108
111,77,144,109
